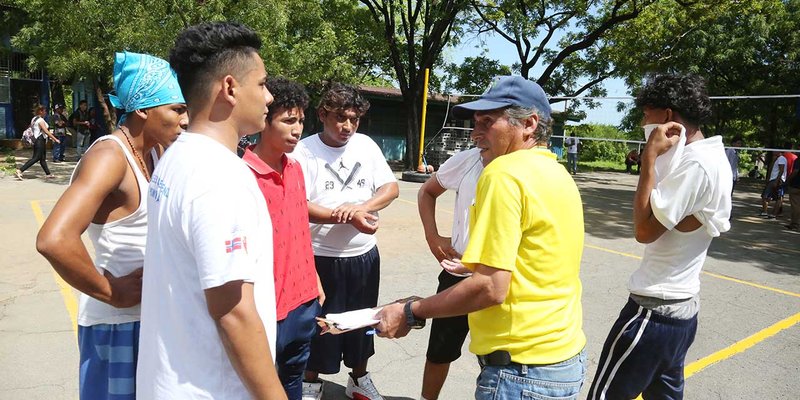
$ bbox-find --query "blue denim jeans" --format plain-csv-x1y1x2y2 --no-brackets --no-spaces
52,134,67,161
276,299,321,400
475,349,586,400
567,153,578,173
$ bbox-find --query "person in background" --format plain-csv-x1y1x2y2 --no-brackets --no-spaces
626,148,641,174
51,104,69,162
88,107,104,143
726,136,743,195
761,150,787,219
565,132,580,174
71,100,91,158
16,104,60,180
785,153,800,231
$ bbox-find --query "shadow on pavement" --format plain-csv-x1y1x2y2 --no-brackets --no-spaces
577,172,800,276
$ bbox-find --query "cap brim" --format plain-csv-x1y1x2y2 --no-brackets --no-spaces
451,99,511,120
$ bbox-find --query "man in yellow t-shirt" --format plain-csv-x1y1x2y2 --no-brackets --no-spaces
377,76,586,400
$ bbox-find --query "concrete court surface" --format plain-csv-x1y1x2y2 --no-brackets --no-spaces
0,152,798,399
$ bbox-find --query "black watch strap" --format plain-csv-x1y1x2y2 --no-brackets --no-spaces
404,300,426,329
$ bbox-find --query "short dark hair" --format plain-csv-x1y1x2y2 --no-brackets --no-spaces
266,77,309,122
731,135,744,143
169,22,262,108
79,100,88,105
635,74,712,126
317,83,370,116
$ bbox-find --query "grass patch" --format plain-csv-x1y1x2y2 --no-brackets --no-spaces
559,159,629,173
1,149,17,175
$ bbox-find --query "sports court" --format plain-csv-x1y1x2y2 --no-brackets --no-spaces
0,157,798,399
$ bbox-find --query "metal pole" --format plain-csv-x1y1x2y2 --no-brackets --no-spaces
417,68,430,169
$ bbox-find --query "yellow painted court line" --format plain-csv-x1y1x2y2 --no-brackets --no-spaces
701,271,800,299
585,242,800,299
30,200,79,337
684,311,800,378
584,243,642,260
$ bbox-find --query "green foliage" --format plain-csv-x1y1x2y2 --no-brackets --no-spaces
568,123,635,162
9,0,388,90
608,0,800,145
441,54,512,94
469,0,661,113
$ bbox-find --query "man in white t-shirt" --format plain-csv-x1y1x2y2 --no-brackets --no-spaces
761,151,787,219
565,132,580,174
293,83,399,400
137,22,286,400
588,74,732,400
416,147,482,400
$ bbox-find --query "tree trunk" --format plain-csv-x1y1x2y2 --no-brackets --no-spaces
401,89,421,169
93,80,116,133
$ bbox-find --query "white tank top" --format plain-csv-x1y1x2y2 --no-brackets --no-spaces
72,135,157,326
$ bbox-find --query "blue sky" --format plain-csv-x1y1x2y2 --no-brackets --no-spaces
447,32,632,127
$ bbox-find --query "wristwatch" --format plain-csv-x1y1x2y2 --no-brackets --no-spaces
404,300,426,329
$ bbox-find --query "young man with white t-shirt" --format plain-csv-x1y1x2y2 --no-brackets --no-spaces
137,22,286,400
761,151,787,219
294,83,399,400
416,147,482,400
588,74,732,400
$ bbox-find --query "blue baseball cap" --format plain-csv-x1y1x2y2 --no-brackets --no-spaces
452,76,551,120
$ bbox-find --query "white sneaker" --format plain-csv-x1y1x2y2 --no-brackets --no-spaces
302,380,323,400
345,372,384,400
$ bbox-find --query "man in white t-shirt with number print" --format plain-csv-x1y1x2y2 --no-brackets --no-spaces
138,22,286,400
293,83,399,400
589,74,731,400
416,147,482,400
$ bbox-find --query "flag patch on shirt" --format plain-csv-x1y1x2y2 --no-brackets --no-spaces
225,236,247,254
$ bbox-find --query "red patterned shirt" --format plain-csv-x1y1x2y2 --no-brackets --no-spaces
243,147,318,320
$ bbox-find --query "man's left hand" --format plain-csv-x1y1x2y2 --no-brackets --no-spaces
332,203,369,223
375,302,410,339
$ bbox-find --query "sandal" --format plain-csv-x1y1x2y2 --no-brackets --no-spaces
14,169,23,180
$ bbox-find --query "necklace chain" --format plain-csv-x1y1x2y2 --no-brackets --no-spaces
120,126,150,181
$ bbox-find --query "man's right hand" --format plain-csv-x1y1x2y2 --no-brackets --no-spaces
350,211,379,234
426,235,459,263
104,268,143,308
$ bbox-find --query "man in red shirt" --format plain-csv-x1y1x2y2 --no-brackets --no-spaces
242,77,325,400
784,142,797,178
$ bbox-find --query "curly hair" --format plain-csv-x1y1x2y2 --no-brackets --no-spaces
266,77,309,122
635,74,712,126
317,82,370,116
169,22,262,107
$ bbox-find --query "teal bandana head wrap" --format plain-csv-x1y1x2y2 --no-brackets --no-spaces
108,51,185,124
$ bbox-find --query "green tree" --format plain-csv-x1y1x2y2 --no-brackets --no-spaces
568,123,632,162
360,0,470,168
9,0,389,131
609,0,800,147
441,54,512,94
469,0,666,104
